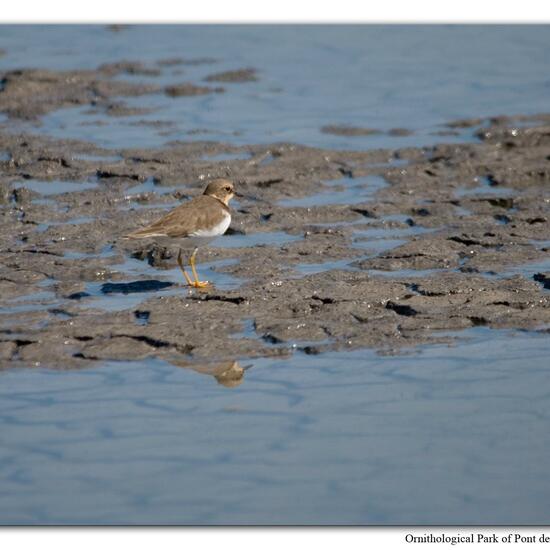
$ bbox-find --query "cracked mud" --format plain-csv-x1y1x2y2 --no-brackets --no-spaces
1,65,549,369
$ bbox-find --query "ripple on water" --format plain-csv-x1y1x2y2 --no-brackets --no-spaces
1,328,550,524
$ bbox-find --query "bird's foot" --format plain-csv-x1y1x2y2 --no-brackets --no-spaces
189,280,210,289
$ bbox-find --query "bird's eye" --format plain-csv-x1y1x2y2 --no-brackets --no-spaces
224,186,231,191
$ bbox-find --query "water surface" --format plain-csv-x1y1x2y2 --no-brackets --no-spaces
1,328,550,525
1,25,550,150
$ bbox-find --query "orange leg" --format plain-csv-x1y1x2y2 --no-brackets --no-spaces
176,249,194,286
189,248,210,288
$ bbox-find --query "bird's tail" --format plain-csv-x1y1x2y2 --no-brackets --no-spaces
124,227,166,239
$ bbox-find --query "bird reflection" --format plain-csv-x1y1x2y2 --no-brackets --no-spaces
168,358,251,388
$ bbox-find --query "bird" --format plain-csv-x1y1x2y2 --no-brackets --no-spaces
125,178,235,288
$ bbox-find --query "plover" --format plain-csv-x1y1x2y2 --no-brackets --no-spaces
125,178,235,288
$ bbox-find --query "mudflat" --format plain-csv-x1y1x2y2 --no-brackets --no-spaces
0,63,549,369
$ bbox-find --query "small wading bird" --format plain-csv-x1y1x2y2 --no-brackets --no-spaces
125,179,235,288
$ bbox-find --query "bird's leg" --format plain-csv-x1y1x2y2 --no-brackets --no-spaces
189,247,210,288
176,248,194,286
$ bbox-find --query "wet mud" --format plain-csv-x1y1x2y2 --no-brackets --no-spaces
1,66,549,369
204,68,258,83
0,67,160,120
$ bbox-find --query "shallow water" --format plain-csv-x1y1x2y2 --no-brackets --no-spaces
124,178,183,197
354,224,434,241
12,179,98,196
494,256,550,283
279,175,387,208
74,255,242,312
2,328,550,525
2,25,550,150
219,231,302,249
455,176,516,199
0,290,63,316
36,216,95,234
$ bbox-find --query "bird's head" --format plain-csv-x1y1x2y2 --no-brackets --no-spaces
203,179,235,206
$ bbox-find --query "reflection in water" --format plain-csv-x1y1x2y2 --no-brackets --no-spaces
168,358,249,388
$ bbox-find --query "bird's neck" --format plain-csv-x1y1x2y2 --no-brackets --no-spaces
208,194,232,208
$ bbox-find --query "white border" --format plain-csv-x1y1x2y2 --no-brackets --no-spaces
3,527,550,550
1,1,550,23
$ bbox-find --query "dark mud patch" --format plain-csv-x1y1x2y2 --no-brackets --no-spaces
156,57,218,67
98,61,162,77
388,128,414,137
101,280,175,294
321,125,381,137
204,68,258,83
164,83,225,97
534,272,550,290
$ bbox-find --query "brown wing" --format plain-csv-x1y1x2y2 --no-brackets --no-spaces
125,195,228,239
